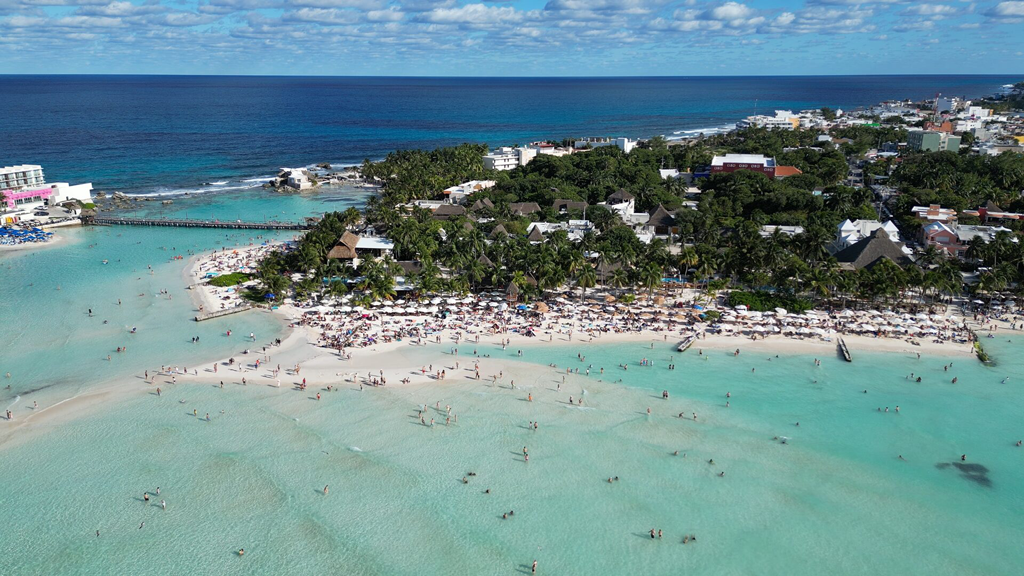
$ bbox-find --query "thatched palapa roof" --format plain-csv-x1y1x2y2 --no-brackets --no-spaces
327,231,360,259
833,228,914,270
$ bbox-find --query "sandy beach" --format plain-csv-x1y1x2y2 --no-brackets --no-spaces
0,230,71,253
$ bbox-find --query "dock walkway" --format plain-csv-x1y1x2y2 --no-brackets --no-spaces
195,304,253,322
90,216,310,231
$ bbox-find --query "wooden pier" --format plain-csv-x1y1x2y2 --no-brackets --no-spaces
89,216,311,231
195,303,253,322
837,337,852,362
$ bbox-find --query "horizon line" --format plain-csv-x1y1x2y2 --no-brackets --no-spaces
0,73,1022,79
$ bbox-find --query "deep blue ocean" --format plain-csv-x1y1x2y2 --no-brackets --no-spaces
0,75,1017,195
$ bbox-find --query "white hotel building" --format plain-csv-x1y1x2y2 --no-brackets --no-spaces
1,164,46,191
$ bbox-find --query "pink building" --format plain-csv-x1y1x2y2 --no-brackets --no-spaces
2,187,53,211
921,222,966,257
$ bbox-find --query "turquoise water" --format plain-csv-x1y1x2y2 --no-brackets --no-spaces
0,185,369,412
1,333,1022,574
2,185,1023,575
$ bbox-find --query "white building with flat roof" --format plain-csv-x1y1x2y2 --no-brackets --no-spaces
1,165,45,191
47,182,94,205
443,180,495,204
736,110,799,130
573,137,637,154
483,147,537,171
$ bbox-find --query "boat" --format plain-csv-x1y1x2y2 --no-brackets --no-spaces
676,334,698,353
837,337,852,362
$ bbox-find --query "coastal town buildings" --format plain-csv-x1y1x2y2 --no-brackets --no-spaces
907,130,961,152
833,219,904,251
573,137,637,154
526,220,594,242
911,204,958,225
736,110,800,130
833,228,914,270
759,225,804,238
1,164,45,191
483,147,537,171
710,154,777,178
443,180,495,204
922,221,1017,258
961,200,1024,223
1,164,93,225
326,231,394,266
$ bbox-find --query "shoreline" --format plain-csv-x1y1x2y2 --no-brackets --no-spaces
0,230,71,253
0,299,999,453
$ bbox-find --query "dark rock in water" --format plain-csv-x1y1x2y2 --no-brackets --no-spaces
316,162,331,170
936,461,992,487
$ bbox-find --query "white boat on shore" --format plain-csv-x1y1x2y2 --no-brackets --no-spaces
677,334,698,352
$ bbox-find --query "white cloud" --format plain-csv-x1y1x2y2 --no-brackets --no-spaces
762,5,874,34
284,7,362,24
545,0,664,14
666,2,765,34
416,3,524,25
986,0,1024,21
367,6,404,21
293,0,388,10
892,19,934,30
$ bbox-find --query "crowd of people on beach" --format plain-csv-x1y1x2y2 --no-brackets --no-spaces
289,291,992,356
191,240,286,310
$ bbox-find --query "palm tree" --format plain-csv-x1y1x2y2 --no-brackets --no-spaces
609,268,630,292
677,247,698,280
637,262,662,303
325,279,348,298
260,274,289,302
806,268,833,301
575,265,597,302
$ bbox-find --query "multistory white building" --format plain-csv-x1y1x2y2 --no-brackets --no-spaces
573,137,637,154
1,165,45,191
935,97,962,114
736,110,799,130
483,147,537,171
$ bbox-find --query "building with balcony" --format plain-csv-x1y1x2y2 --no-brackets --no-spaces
907,130,961,152
0,165,45,191
483,147,537,171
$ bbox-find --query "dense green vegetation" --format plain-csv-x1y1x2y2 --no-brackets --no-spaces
253,125,1024,308
889,151,1024,233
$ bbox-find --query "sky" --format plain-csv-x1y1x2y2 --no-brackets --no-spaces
0,0,1023,76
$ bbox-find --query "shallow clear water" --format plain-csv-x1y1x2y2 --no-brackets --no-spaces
0,184,371,411
1,334,1022,575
